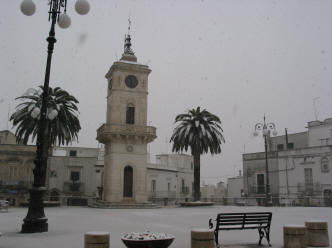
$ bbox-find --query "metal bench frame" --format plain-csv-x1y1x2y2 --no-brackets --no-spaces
209,212,272,247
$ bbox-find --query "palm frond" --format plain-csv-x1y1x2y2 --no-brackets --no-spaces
170,106,225,155
10,86,81,146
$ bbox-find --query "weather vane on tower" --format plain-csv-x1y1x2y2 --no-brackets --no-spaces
128,16,131,35
124,15,134,56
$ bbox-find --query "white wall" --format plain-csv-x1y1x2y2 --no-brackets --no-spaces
227,176,243,198
147,154,194,201
308,118,332,147
278,146,332,204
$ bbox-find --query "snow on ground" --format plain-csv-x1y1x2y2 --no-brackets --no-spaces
0,206,331,248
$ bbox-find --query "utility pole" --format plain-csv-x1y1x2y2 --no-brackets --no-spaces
285,128,290,198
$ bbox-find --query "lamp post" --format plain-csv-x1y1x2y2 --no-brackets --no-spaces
253,114,277,207
20,0,89,233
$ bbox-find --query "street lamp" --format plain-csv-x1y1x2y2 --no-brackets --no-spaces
20,0,90,233
253,114,277,207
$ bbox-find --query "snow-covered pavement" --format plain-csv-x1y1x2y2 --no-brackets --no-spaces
1,206,331,248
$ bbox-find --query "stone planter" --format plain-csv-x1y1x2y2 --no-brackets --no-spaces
121,231,174,248
305,221,329,247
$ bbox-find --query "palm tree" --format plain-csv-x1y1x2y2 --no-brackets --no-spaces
170,106,225,202
10,86,81,148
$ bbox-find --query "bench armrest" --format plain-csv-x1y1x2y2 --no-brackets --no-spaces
208,219,215,229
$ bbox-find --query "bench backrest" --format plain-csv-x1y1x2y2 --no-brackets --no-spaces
215,212,272,230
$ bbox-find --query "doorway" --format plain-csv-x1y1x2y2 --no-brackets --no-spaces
257,173,265,194
123,166,133,197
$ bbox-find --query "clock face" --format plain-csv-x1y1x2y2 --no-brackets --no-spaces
125,75,138,88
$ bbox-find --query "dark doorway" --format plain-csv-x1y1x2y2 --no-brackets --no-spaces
124,166,133,197
257,174,265,194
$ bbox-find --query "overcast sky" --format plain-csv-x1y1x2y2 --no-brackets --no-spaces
1,0,331,184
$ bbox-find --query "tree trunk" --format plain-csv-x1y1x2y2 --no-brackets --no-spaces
193,153,200,202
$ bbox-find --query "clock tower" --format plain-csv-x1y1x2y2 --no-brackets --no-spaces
97,31,156,204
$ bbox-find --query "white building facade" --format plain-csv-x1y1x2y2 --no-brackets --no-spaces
243,118,332,206
147,154,194,205
47,148,194,206
48,147,103,205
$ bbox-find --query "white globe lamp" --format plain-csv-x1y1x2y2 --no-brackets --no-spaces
31,107,40,119
58,13,71,29
75,0,90,15
20,0,36,16
48,109,58,120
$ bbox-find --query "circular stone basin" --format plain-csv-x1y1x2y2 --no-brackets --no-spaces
121,231,174,248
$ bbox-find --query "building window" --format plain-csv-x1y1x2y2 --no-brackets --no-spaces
287,143,294,149
321,157,329,173
151,180,156,192
191,162,193,170
70,171,80,182
181,179,185,193
277,144,284,151
126,104,135,124
70,171,80,191
168,182,171,192
304,168,313,193
69,150,77,157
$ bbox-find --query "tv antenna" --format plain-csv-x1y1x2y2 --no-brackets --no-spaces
313,97,320,120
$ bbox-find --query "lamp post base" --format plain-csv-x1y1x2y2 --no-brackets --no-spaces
21,187,48,233
22,220,48,233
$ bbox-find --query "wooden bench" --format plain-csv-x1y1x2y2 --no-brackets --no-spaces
209,212,272,246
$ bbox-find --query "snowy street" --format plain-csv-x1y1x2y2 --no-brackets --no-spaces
1,206,331,248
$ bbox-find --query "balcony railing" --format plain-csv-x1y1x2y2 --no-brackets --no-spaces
63,181,84,193
180,186,190,195
97,124,156,143
249,185,266,195
297,182,322,195
148,191,176,199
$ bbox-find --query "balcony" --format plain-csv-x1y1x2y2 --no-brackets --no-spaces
148,191,176,199
249,185,266,195
297,182,322,195
97,124,156,143
63,181,84,194
180,186,190,196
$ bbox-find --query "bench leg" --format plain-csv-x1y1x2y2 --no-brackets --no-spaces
265,227,271,247
214,230,219,247
258,228,264,245
258,227,271,247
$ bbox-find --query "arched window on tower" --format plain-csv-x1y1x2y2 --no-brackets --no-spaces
126,104,135,124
